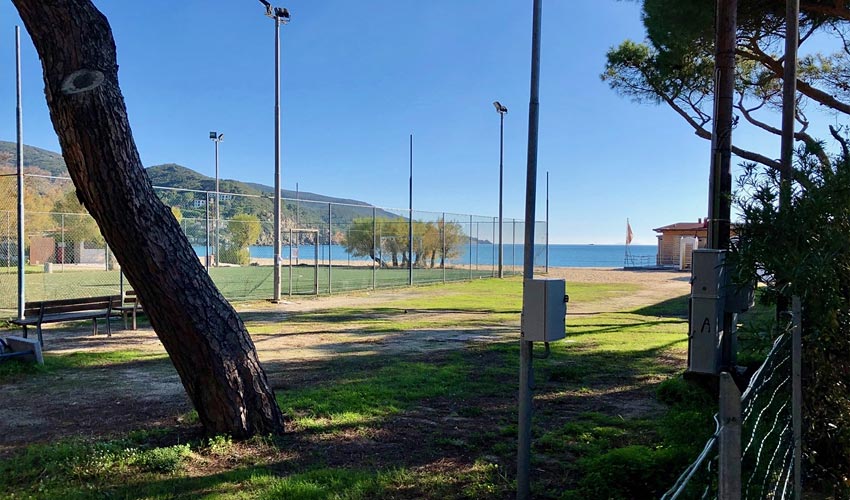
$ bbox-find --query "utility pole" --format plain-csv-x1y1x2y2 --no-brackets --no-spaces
408,133,413,286
708,0,737,368
518,0,543,498
16,26,25,320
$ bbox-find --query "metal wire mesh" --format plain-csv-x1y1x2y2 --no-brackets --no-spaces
2,174,545,315
740,333,794,499
662,333,795,499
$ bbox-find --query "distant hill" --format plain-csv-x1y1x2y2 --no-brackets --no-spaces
0,140,68,176
147,163,399,222
0,140,396,224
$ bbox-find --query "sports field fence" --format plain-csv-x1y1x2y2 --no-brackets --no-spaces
1,173,547,317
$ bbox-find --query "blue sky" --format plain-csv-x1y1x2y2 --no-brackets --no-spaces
0,1,814,244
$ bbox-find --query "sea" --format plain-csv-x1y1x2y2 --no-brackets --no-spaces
193,243,657,268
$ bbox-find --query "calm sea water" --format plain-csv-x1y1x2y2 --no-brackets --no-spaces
193,243,657,268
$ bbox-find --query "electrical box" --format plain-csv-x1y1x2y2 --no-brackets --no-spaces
522,278,567,342
688,249,735,375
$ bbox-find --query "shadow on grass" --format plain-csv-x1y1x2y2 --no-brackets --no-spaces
632,294,689,318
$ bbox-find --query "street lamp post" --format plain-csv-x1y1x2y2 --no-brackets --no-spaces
493,101,508,278
259,0,290,302
210,131,223,266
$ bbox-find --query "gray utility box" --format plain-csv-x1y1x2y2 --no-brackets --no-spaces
522,278,567,342
688,249,733,375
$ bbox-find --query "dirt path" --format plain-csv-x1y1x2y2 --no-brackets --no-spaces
0,268,690,455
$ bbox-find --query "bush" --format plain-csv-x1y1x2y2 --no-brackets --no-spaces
219,245,249,265
733,143,850,493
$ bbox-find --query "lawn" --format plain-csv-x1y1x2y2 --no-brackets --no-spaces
0,276,714,499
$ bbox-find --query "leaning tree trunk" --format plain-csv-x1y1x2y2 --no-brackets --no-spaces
13,0,286,437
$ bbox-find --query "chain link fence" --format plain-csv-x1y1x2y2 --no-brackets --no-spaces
663,325,801,499
1,174,546,316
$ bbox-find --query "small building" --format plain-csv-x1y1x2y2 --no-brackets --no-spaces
653,220,707,270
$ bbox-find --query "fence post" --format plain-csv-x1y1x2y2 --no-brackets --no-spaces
492,216,496,277
442,213,446,284
719,371,742,500
372,207,376,290
288,228,293,296
468,215,473,281
792,296,802,499
513,219,516,274
61,214,65,271
314,235,319,296
205,192,211,271
328,203,332,294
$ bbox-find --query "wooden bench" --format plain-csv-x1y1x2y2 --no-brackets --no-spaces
117,289,144,330
10,295,123,347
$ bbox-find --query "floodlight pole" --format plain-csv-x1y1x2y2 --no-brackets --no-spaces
16,26,25,320
408,133,413,286
259,1,290,302
210,132,223,267
518,0,543,498
494,102,507,278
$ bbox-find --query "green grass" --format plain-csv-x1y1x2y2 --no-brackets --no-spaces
0,278,715,499
0,350,168,381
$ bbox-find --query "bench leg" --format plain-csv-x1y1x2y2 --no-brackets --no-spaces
106,315,112,337
21,324,27,339
36,324,43,348
92,318,98,336
132,309,137,330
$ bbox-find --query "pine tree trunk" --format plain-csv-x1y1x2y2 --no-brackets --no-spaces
13,0,286,437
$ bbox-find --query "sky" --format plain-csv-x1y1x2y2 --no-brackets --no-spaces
0,1,835,245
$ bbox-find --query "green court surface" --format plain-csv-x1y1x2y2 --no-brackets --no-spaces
0,264,506,316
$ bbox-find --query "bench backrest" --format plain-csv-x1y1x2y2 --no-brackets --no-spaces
123,289,140,306
23,295,122,318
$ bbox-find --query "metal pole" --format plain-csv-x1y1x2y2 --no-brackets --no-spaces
295,182,299,265
792,296,803,499
408,134,414,286
328,203,332,294
442,213,447,284
499,111,505,278
780,0,798,208
205,193,211,271
61,214,65,271
16,26,25,321
372,207,377,290
314,235,319,295
546,171,549,273
512,219,516,274
777,0,799,317
288,228,293,296
518,0,543,497
469,214,473,280
272,14,283,302
492,217,496,277
215,138,220,267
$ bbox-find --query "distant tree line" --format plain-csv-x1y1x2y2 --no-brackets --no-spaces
341,217,465,268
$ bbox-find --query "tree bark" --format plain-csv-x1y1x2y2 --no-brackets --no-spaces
13,0,286,437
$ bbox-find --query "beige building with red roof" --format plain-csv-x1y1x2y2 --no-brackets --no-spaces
653,220,708,269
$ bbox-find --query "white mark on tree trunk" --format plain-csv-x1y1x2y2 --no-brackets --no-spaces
60,69,104,94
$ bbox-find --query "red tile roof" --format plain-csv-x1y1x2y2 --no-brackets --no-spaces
653,221,708,232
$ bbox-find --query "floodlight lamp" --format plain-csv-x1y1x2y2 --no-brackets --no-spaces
493,101,508,114
259,0,273,16
210,131,217,139
218,133,224,141
275,7,290,21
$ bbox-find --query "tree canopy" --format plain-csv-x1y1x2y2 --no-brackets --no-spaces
603,0,850,169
